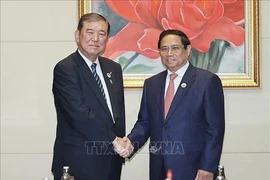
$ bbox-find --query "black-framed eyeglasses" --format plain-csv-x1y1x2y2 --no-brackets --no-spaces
159,45,184,54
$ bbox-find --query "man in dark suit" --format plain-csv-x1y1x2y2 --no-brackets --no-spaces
124,30,225,180
51,13,126,180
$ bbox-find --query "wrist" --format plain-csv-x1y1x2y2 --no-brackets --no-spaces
112,136,119,145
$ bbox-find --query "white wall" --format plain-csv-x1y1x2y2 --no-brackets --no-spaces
1,1,269,179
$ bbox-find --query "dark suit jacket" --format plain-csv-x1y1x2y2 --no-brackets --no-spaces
128,63,225,180
51,51,125,180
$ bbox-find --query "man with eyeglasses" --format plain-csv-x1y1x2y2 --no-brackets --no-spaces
123,30,225,180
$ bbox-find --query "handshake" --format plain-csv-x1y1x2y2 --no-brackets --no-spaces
112,137,134,158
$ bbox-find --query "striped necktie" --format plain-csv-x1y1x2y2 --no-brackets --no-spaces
91,63,107,102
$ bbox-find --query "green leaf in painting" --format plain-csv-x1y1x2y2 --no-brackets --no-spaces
125,64,155,73
118,56,128,67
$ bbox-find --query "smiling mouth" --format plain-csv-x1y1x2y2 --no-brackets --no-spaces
89,45,99,48
167,59,175,63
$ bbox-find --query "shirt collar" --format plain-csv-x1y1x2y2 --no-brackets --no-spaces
167,61,189,77
77,49,100,67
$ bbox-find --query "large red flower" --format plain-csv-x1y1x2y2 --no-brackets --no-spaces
104,0,245,60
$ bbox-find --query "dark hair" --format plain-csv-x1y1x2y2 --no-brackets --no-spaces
157,30,191,49
77,13,110,35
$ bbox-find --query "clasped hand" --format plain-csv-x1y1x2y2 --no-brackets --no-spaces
112,137,134,158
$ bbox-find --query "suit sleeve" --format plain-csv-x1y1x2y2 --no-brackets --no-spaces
114,63,126,137
53,62,116,142
128,81,150,154
200,74,225,173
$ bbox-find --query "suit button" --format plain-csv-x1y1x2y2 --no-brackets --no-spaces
162,126,166,130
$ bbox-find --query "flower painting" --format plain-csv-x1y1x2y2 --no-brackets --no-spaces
78,0,260,88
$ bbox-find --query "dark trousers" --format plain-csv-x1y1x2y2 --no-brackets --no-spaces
108,154,122,180
158,158,166,180
54,155,122,180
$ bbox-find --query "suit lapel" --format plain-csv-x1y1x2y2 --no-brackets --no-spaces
73,52,112,119
99,57,116,120
165,64,197,123
156,71,167,122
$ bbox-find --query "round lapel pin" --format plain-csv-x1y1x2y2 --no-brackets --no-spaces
181,83,187,88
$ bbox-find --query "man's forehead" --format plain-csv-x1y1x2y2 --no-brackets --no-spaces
83,20,107,26
82,21,107,29
161,39,182,46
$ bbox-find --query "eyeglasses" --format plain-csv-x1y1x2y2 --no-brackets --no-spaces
159,45,184,54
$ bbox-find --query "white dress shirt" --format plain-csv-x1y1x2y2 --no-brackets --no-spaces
164,61,189,98
78,50,115,123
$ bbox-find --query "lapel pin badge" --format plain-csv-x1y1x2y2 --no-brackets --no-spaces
107,72,113,84
181,83,187,88
107,72,112,78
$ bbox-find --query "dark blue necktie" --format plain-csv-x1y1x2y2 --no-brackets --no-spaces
91,63,107,102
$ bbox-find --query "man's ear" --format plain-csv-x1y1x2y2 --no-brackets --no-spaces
75,30,79,42
105,35,109,44
187,45,192,59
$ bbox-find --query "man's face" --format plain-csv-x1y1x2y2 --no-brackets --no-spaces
75,20,108,61
159,34,191,72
